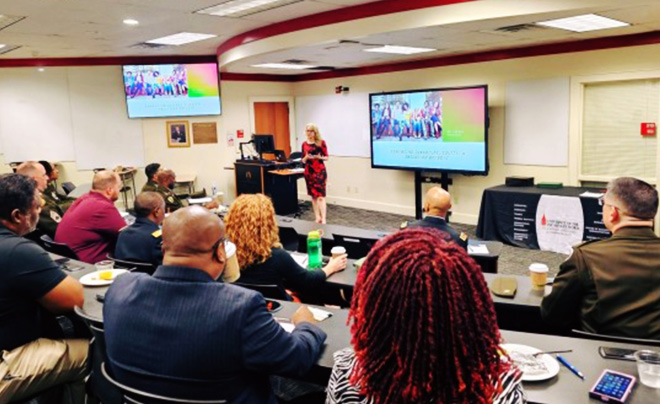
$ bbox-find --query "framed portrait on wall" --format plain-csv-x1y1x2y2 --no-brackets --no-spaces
166,121,190,147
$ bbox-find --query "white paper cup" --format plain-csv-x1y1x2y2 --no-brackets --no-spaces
223,241,240,283
529,263,549,289
331,246,347,259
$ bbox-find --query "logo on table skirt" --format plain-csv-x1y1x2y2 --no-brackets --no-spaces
536,195,584,255
245,171,252,180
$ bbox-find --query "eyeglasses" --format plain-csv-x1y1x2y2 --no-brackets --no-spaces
209,236,226,252
598,196,629,215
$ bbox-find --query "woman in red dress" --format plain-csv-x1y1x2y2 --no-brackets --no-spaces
302,123,329,224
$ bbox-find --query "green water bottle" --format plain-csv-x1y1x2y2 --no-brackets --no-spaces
307,230,322,269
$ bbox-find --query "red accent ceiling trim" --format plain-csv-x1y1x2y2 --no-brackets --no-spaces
0,55,217,68
216,0,475,56
221,72,297,82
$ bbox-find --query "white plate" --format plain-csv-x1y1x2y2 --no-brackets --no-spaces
79,269,129,286
501,343,560,381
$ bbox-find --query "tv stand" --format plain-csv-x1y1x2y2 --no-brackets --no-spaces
414,171,452,220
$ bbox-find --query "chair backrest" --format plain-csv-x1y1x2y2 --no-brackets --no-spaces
40,234,79,260
61,181,76,195
101,363,226,404
332,234,378,259
288,151,302,160
234,282,290,301
108,254,156,275
278,226,299,252
571,329,660,347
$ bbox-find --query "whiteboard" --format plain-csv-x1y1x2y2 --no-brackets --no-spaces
295,93,371,157
67,66,144,170
0,68,76,162
504,77,569,166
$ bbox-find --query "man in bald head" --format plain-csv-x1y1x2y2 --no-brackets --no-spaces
55,170,126,263
103,207,326,403
16,161,65,239
401,186,468,250
114,192,165,267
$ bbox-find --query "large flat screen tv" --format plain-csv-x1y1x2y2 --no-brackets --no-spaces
370,85,488,174
122,63,221,118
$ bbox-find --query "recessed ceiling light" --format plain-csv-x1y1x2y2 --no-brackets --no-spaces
0,44,5,49
123,19,139,26
197,0,301,18
536,14,629,32
252,63,317,70
38,68,45,72
363,45,436,55
146,32,217,46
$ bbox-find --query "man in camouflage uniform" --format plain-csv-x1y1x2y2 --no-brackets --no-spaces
151,169,184,213
39,161,76,212
16,162,64,239
141,163,161,193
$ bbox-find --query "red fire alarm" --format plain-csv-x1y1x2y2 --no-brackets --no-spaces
641,123,656,136
237,129,244,138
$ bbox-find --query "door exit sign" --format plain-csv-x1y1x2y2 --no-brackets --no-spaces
641,123,656,136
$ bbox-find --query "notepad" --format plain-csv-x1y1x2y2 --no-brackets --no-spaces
468,244,489,254
309,307,332,321
188,197,213,204
278,322,295,333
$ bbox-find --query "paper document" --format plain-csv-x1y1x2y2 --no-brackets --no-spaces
309,307,332,321
468,244,489,254
289,252,308,267
580,191,604,198
278,322,295,333
289,168,304,174
188,197,213,204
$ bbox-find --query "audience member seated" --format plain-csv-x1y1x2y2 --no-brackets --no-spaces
140,162,161,193
0,174,88,403
39,160,76,211
225,194,347,303
16,161,64,239
542,177,660,339
55,170,126,264
103,206,326,403
401,186,468,250
150,168,184,212
114,192,165,266
326,228,524,404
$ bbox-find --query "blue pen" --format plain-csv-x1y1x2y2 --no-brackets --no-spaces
557,355,584,380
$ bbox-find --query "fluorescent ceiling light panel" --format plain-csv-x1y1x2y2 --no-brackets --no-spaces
146,32,216,46
197,0,302,18
0,44,5,49
123,19,139,25
536,14,629,32
363,45,436,55
252,63,317,70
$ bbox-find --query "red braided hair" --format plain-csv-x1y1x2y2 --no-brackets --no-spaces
349,228,507,404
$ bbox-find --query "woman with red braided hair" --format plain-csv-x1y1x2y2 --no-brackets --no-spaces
326,228,525,404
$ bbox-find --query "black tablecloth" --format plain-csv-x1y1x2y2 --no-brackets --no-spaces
476,185,611,250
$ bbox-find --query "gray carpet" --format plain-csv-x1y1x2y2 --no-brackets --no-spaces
290,202,567,277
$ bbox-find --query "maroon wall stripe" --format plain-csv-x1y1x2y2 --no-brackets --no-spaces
0,55,217,68
215,0,475,56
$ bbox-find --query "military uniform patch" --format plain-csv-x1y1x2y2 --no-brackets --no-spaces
400,221,408,229
167,196,174,203
459,232,468,241
151,229,162,238
49,210,62,223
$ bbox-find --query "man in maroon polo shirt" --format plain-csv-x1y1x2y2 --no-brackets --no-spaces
55,170,126,264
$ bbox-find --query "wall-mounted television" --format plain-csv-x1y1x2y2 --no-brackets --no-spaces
122,63,221,118
370,85,488,174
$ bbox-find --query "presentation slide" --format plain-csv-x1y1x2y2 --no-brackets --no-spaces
370,86,487,173
123,63,221,118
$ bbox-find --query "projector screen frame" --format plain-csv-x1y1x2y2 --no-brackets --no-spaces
369,84,489,176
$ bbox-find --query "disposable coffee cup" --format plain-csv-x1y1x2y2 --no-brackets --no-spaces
331,246,347,259
95,260,113,272
223,241,240,283
529,263,549,289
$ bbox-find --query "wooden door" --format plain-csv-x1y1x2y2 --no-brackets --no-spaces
254,102,291,156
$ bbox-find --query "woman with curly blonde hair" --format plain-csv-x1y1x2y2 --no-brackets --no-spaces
225,194,346,301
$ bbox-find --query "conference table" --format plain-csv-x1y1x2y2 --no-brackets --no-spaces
476,185,611,253
67,258,660,404
277,216,503,273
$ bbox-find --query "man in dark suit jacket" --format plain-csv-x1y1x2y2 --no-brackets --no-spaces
542,177,660,339
103,206,326,403
402,186,468,250
114,191,165,266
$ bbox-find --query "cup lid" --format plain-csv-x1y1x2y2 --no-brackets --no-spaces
529,263,549,273
224,240,236,257
308,230,321,239
331,246,346,252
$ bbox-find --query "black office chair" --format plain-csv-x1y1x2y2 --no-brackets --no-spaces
9,388,63,404
101,363,226,404
40,235,79,260
73,307,123,404
61,182,76,196
108,254,156,275
278,226,299,252
570,329,660,347
288,151,302,161
234,282,291,301
332,234,378,260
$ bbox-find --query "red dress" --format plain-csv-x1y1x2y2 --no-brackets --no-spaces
302,141,328,198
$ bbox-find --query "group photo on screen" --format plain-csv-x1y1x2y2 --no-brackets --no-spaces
371,92,443,141
123,64,188,99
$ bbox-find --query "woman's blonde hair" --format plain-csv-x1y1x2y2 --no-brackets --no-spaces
305,123,323,146
225,193,282,268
